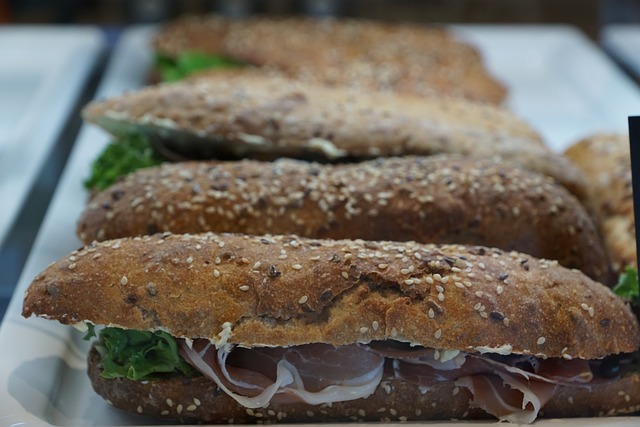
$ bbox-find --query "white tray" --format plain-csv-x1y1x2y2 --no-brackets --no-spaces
1,24,640,426
0,26,105,249
602,24,640,80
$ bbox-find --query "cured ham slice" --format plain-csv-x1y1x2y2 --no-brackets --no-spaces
180,341,385,408
455,373,557,424
179,339,610,423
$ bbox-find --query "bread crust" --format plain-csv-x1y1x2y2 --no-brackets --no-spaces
77,156,611,284
565,134,635,273
87,347,640,423
81,72,587,199
152,14,506,104
23,233,639,359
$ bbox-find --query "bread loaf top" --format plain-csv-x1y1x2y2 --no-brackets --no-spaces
77,156,611,283
152,15,506,104
23,233,639,359
565,134,635,272
82,72,586,198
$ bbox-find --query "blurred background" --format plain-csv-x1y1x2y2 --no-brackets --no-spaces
0,0,639,39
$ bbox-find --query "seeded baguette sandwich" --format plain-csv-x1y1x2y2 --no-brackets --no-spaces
22,233,640,423
82,72,587,199
77,156,612,284
152,14,506,104
565,134,634,273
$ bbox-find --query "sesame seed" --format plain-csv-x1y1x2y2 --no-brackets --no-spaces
359,327,369,333
434,329,442,339
496,285,504,294
68,263,76,270
253,261,261,269
503,318,510,326
166,398,173,407
428,308,435,318
437,292,445,301
475,291,484,297
588,307,595,317
120,276,128,285
299,295,309,304
292,264,302,270
239,285,250,291
310,255,320,261
372,320,380,330
341,271,349,279
400,268,410,275
92,253,102,260
426,276,434,284
137,406,143,414
186,256,194,264
435,285,444,293
378,263,388,269
537,336,546,345
187,405,197,411
213,269,220,278
193,398,201,406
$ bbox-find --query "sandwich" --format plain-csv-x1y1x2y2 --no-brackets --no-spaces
81,71,587,200
22,232,640,423
565,134,634,273
77,155,613,285
151,14,507,104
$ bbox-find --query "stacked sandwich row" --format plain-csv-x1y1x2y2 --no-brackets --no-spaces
22,15,640,424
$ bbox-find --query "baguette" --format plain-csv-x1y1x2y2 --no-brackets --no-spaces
152,14,506,104
82,72,587,200
565,134,635,272
77,156,612,284
22,233,640,423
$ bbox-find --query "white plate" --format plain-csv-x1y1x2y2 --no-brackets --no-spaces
2,24,640,426
0,26,105,249
602,24,640,80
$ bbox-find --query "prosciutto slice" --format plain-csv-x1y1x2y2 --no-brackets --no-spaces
455,373,557,424
178,339,609,423
180,341,385,408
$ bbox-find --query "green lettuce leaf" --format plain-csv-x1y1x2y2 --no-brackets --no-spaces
613,267,640,305
84,133,163,191
97,327,198,381
155,52,244,82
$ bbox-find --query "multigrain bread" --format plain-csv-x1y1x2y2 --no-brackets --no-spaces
22,233,640,423
23,233,637,356
82,72,587,199
565,134,635,272
77,156,612,284
152,14,507,104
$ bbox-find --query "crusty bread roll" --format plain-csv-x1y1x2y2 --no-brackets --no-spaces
152,14,507,104
82,72,587,200
22,233,640,423
77,156,611,284
565,134,635,272
23,233,637,357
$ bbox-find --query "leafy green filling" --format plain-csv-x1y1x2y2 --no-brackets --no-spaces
84,133,163,191
613,267,640,306
155,52,245,82
91,326,198,381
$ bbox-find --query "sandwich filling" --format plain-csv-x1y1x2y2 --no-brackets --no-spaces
91,327,632,423
177,339,624,424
